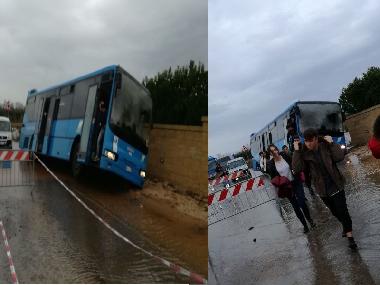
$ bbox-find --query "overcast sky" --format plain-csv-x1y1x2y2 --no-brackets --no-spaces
0,0,207,105
209,0,380,156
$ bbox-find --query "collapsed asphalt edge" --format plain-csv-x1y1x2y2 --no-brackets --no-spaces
35,154,207,284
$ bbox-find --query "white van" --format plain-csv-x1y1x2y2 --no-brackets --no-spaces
226,157,248,175
0,116,12,149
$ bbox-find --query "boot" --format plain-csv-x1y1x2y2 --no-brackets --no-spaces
348,237,358,250
303,225,310,234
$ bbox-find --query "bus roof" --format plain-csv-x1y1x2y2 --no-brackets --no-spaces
254,100,340,135
27,65,118,97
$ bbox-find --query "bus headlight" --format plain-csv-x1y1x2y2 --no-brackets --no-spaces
104,150,116,160
140,170,146,178
341,145,346,149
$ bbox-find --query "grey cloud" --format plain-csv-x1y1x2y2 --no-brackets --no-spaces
0,0,207,104
209,0,380,154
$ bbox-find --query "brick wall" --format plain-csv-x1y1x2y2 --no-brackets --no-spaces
344,104,380,146
147,117,207,198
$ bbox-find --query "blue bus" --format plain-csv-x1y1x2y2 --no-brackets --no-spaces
20,65,152,188
250,101,346,168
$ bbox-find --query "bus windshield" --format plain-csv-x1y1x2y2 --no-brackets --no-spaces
110,72,152,154
298,103,343,135
0,121,10,132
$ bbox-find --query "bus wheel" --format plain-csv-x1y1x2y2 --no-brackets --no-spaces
71,141,82,177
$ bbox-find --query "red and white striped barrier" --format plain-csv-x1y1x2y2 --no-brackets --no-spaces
0,221,19,284
209,170,246,187
0,150,30,161
208,177,266,206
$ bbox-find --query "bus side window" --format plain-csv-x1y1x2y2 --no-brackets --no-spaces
71,80,90,118
57,94,74,119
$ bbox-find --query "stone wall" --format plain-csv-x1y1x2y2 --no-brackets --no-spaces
344,104,380,146
147,117,207,198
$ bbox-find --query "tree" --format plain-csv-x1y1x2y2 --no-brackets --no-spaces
143,60,208,125
233,149,252,161
339,67,380,115
0,101,25,123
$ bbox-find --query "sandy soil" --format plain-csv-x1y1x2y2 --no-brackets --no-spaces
138,179,208,222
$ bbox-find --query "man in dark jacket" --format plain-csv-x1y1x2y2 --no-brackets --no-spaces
292,128,357,249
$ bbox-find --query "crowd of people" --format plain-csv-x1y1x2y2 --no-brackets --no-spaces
264,129,358,249
259,115,380,250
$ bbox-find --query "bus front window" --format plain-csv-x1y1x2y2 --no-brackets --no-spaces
298,103,344,135
110,72,152,155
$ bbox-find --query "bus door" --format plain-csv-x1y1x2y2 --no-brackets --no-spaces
43,96,57,154
32,96,44,151
88,83,112,164
78,84,98,162
37,98,50,153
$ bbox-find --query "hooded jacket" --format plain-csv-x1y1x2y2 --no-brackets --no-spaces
292,141,345,197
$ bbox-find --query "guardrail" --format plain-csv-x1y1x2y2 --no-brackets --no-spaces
0,150,34,187
208,174,278,225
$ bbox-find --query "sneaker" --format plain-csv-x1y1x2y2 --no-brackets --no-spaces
348,237,358,250
303,226,310,234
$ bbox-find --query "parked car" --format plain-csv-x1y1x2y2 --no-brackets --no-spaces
0,116,12,149
224,157,251,187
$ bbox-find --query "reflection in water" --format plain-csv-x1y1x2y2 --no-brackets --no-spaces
0,165,191,283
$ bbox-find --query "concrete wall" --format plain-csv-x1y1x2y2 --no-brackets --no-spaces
344,104,380,146
147,117,207,198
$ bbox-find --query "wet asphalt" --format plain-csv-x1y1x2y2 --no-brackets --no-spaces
209,154,380,285
0,144,202,283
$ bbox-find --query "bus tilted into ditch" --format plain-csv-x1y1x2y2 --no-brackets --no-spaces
20,65,152,188
250,101,346,168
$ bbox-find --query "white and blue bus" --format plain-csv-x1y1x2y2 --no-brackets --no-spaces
20,65,152,188
250,101,346,169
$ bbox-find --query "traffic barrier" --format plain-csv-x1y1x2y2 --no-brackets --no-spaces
0,221,18,284
0,150,34,187
208,176,277,225
209,170,246,187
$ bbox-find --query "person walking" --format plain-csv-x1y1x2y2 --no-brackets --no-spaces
267,144,316,233
368,115,380,159
292,128,358,249
93,99,107,162
259,151,267,173
281,145,291,157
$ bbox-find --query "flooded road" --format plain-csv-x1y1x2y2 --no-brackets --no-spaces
209,151,380,285
0,144,206,283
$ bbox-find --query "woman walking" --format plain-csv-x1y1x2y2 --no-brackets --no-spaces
267,144,316,233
